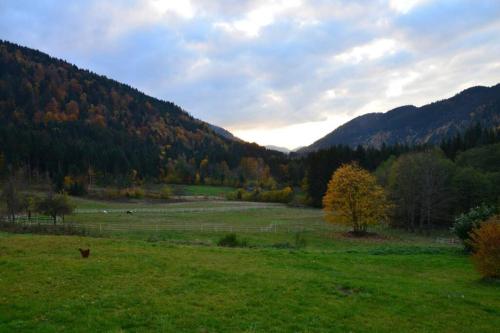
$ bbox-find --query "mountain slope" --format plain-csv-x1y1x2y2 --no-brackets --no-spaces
0,40,283,182
208,124,241,141
265,145,291,154
300,84,500,152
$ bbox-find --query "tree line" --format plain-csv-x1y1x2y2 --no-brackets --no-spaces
1,39,500,222
1,175,74,224
302,124,500,221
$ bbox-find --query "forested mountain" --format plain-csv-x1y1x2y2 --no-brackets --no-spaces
207,124,241,141
301,124,500,207
0,40,286,186
265,145,291,154
300,84,500,152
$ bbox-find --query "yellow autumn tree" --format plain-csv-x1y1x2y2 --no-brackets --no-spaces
322,163,390,234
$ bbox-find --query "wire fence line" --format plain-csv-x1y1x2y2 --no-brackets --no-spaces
1,215,55,223
80,223,332,233
6,217,335,233
74,204,285,214
2,217,461,245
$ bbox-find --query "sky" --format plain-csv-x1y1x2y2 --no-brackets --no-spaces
1,0,500,149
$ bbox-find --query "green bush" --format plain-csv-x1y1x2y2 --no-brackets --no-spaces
102,188,120,200
160,186,173,200
217,233,248,248
121,187,145,199
226,187,294,203
294,232,307,249
451,204,496,251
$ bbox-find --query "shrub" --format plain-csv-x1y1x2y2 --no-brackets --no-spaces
259,187,294,203
121,187,145,199
160,186,173,200
63,176,88,196
103,188,121,200
451,204,496,251
469,216,500,278
294,232,307,249
226,187,294,204
217,233,248,247
241,189,259,201
37,193,75,224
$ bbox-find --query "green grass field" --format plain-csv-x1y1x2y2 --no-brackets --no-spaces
176,185,234,196
1,197,499,332
141,184,234,197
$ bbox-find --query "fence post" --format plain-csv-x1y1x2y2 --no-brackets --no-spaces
99,224,102,233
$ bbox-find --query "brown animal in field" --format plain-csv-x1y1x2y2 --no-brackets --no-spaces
78,248,90,258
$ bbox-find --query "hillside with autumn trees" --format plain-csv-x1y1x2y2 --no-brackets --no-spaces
0,40,289,187
2,39,500,222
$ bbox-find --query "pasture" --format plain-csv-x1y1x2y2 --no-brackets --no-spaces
68,198,324,239
0,196,499,332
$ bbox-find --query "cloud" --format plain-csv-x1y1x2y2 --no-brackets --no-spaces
150,0,195,19
389,0,432,14
334,38,400,64
386,71,420,97
1,0,500,149
213,0,301,37
232,113,353,149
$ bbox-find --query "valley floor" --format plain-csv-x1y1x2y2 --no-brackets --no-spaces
0,197,499,332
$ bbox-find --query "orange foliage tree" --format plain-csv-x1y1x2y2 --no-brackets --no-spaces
322,163,391,233
470,216,500,278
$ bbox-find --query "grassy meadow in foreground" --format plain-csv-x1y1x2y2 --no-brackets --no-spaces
1,196,499,332
1,236,499,332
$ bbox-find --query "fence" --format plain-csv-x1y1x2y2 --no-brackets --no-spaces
2,214,461,243
4,218,335,234
74,204,283,214
1,215,55,223
76,222,335,233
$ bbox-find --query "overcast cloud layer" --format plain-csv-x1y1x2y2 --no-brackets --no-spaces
1,0,500,149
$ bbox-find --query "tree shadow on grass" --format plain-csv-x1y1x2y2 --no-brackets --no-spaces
476,276,500,286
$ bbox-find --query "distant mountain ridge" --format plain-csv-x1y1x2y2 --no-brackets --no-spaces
299,84,500,152
265,145,291,154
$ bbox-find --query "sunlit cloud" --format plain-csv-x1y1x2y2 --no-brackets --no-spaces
389,0,431,14
1,0,499,149
232,113,353,149
213,0,301,37
323,88,348,100
386,71,420,97
334,38,400,64
150,0,195,19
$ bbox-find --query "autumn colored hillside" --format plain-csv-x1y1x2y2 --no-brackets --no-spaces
0,40,285,186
